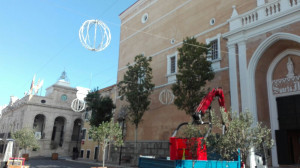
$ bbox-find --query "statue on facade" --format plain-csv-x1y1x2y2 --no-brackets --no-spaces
286,57,294,78
58,70,70,82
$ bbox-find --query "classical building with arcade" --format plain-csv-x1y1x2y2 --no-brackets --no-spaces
0,72,89,158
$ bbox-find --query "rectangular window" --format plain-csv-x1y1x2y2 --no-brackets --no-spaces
137,67,145,84
81,129,86,140
167,52,178,83
80,150,84,158
94,147,99,160
210,40,218,60
86,150,90,159
170,56,176,74
88,133,92,140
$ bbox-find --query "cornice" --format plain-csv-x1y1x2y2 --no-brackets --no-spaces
119,0,146,19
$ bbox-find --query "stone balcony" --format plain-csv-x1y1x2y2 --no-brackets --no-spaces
229,0,300,31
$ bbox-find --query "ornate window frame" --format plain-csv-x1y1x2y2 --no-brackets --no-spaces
166,52,178,83
206,33,221,70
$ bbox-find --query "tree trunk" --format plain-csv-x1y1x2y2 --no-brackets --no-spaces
135,126,138,165
102,147,106,167
134,126,138,151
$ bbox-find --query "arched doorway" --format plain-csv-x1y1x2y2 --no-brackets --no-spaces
249,33,300,166
267,50,300,165
71,119,82,142
0,140,4,154
71,119,82,160
33,114,45,139
51,117,66,147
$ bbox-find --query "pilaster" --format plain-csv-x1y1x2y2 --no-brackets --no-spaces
228,44,239,113
238,42,249,111
44,117,54,140
238,41,258,122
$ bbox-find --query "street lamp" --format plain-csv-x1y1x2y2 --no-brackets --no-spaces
117,107,127,165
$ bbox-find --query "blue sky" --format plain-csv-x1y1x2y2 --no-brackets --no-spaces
0,0,136,105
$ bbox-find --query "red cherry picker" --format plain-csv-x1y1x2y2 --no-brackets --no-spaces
138,88,242,168
169,88,227,161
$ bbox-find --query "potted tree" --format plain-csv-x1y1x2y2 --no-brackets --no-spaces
181,109,274,167
50,141,59,160
89,120,123,168
206,110,274,166
12,127,40,161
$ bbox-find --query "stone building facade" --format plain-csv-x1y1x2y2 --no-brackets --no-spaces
0,72,87,158
116,0,300,166
79,85,117,161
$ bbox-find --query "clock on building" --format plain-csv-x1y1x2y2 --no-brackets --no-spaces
61,94,68,101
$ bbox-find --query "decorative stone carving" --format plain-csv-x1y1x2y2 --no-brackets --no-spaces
272,57,299,95
159,89,174,105
286,57,294,78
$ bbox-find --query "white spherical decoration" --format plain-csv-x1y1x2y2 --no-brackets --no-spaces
159,89,174,105
79,19,111,52
71,98,86,112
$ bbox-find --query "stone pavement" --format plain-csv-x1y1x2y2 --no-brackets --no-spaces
25,157,300,168
65,158,137,168
25,157,137,168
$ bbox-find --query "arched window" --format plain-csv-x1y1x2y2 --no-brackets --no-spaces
71,119,82,142
51,117,66,147
33,114,46,139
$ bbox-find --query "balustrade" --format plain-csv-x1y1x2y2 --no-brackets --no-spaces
229,0,299,30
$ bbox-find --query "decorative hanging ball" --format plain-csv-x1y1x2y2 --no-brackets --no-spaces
159,89,174,105
71,98,86,112
79,19,111,52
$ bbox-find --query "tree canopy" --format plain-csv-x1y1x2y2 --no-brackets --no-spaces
88,121,123,166
172,37,215,115
85,88,115,127
12,127,40,153
118,54,155,129
206,110,273,163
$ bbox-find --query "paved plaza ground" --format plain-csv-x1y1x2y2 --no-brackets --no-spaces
21,157,300,168
25,157,134,168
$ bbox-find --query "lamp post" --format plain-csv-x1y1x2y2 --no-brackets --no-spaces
76,122,81,147
118,116,125,165
117,107,127,165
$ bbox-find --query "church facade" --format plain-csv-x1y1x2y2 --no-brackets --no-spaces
117,0,300,166
0,72,87,158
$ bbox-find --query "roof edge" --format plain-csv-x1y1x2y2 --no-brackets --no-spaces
119,0,145,19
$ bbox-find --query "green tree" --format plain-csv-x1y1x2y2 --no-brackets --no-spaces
88,121,123,166
182,109,273,165
206,109,273,164
118,54,155,143
85,88,115,127
12,127,40,154
172,37,214,115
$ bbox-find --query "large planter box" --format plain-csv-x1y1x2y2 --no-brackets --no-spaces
176,160,241,168
21,154,29,161
51,153,58,160
169,137,207,160
138,158,241,168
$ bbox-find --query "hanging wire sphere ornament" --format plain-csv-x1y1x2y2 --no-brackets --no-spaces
71,98,86,112
79,19,111,52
